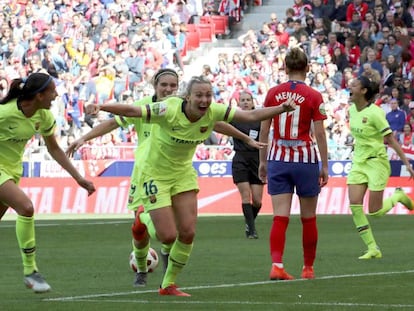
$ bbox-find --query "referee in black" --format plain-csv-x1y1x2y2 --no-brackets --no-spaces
231,91,264,239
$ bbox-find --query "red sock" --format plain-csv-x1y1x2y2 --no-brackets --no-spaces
269,216,289,263
301,216,318,267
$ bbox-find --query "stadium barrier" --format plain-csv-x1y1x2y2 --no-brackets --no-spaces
4,176,413,216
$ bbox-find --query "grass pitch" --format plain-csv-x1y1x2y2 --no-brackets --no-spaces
1,215,414,311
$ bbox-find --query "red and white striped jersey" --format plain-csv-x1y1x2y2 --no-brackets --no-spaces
263,80,326,163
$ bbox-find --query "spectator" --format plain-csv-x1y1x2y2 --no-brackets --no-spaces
386,98,406,136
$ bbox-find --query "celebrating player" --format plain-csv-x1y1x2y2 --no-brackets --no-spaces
85,75,296,296
259,47,329,280
347,76,414,259
0,72,95,293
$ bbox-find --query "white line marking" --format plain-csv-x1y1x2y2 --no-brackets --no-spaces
45,269,414,304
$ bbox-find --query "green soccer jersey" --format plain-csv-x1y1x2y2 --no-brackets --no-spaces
0,100,55,177
114,95,154,159
348,103,392,163
138,98,235,177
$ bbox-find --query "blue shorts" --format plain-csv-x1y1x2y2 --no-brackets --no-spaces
267,161,321,197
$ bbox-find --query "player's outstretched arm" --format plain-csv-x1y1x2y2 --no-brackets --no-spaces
66,119,119,158
43,134,96,196
232,98,296,123
214,122,267,150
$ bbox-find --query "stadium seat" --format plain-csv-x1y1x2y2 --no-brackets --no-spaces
210,15,229,36
185,25,200,50
197,23,214,43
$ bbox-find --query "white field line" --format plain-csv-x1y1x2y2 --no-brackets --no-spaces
45,269,414,308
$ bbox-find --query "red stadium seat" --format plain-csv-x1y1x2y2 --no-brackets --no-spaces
210,15,228,35
185,25,200,50
197,23,214,42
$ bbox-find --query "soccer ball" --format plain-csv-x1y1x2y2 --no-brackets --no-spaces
129,248,159,273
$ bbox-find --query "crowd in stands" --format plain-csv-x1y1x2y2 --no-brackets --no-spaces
3,0,413,161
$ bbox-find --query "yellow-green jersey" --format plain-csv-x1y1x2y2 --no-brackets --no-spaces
0,100,55,179
348,103,392,164
114,95,155,158
138,97,236,177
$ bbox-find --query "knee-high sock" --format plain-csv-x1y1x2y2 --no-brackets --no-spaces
140,211,157,240
301,216,318,267
269,216,289,264
252,203,262,219
242,203,255,233
161,239,193,289
350,204,378,249
132,239,150,273
369,193,399,217
16,215,38,275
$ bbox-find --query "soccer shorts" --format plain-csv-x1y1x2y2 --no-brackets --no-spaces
232,151,263,185
139,169,199,212
127,165,143,212
267,161,320,197
347,157,390,191
0,167,19,186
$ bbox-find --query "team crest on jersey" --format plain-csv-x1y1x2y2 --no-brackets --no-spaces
149,195,157,203
151,102,167,116
200,126,208,133
319,103,326,115
128,195,134,204
362,117,367,124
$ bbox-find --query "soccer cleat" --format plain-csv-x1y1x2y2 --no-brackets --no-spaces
395,188,414,210
24,271,51,293
133,272,147,287
301,266,315,279
269,265,294,280
159,284,191,297
358,247,382,259
247,230,258,239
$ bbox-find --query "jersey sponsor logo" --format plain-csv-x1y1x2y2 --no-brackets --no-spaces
171,137,205,144
172,126,181,131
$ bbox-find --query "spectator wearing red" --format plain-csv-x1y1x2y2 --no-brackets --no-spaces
346,0,369,22
344,35,361,69
327,32,345,57
275,22,289,47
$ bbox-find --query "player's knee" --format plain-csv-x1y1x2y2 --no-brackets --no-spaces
15,200,34,217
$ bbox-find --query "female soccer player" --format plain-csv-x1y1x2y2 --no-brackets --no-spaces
0,72,96,293
230,91,264,239
67,69,269,288
347,76,414,259
85,75,296,296
259,47,329,281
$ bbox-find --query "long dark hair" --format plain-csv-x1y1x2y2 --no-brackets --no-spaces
0,72,53,105
358,75,379,102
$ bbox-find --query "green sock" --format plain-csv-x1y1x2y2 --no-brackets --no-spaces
140,212,157,240
16,215,38,275
369,193,399,217
161,243,172,255
161,239,193,289
132,239,150,273
350,204,377,250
